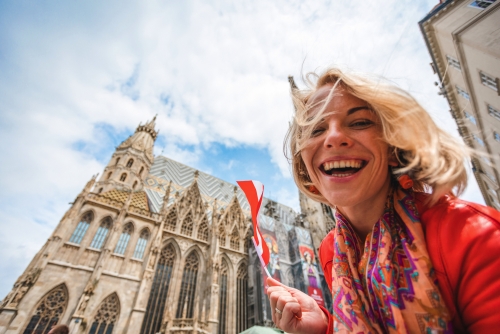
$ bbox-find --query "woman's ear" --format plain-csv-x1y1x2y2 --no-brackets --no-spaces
388,149,399,167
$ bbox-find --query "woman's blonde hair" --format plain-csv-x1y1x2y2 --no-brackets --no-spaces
284,68,469,205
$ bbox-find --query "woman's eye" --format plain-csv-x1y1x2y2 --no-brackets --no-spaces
350,120,374,128
311,128,325,137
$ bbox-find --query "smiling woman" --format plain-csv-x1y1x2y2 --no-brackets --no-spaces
265,68,500,334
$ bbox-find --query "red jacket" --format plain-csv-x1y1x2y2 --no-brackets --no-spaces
318,194,500,333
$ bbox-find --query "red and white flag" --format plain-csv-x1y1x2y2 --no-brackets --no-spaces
237,180,271,277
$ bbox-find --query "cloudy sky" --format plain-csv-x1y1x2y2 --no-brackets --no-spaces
0,0,485,299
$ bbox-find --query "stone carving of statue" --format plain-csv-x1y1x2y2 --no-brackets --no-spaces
77,279,97,314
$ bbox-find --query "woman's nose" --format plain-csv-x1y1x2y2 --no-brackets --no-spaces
323,124,351,148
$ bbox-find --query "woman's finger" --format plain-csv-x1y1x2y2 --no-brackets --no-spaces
275,295,298,316
268,290,292,323
279,300,302,331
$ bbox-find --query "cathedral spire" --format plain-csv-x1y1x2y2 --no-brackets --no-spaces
94,117,159,193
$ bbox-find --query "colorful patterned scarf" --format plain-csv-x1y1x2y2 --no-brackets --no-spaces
331,188,452,333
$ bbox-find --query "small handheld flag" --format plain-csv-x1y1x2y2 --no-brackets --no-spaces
237,180,271,277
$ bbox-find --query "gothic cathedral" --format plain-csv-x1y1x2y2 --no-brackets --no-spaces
0,117,334,334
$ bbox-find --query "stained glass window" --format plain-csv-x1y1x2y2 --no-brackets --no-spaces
114,223,133,255
133,229,150,259
90,218,112,249
23,284,68,334
69,212,93,244
175,252,199,318
140,244,176,334
218,260,228,334
89,293,120,334
236,264,249,333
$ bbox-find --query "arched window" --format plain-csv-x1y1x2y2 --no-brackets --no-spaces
180,213,193,236
218,224,226,247
139,166,144,176
69,211,93,244
120,174,127,182
89,293,120,334
115,157,120,166
175,252,199,318
133,181,138,189
218,260,229,334
107,172,112,180
230,227,240,250
165,210,177,232
90,218,112,249
133,229,150,259
196,219,208,241
236,264,249,333
98,188,103,194
23,284,68,334
126,159,134,168
140,244,176,334
114,223,133,255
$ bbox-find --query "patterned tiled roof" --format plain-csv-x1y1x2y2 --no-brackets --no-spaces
100,189,150,211
143,156,297,225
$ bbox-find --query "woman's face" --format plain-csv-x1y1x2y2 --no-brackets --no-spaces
300,84,396,209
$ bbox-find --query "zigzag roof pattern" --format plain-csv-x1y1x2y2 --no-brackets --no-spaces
143,156,297,225
100,189,150,211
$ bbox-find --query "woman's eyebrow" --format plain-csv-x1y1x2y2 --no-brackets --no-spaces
347,106,371,115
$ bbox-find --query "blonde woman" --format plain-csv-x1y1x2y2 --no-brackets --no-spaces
267,68,500,333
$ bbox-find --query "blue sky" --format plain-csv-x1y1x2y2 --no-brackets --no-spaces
0,0,485,299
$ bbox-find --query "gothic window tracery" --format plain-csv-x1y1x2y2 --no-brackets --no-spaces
230,227,240,250
218,260,229,334
23,284,68,334
133,229,150,259
236,264,249,333
126,159,134,168
69,211,93,244
141,244,176,334
196,218,208,241
89,293,120,334
218,224,226,247
165,210,177,232
180,213,194,236
114,223,133,255
90,217,112,249
175,252,199,318
120,173,127,182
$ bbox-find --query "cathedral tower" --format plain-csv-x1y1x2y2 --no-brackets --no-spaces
95,116,158,193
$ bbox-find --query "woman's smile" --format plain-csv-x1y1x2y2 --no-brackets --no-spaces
319,158,367,177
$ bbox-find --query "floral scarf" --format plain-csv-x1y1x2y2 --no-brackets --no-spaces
331,188,452,333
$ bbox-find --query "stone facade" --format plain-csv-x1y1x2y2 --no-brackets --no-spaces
419,0,500,208
0,118,332,334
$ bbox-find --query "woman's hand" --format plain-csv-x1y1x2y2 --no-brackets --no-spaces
266,277,328,334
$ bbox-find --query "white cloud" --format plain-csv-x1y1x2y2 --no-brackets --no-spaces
0,0,486,299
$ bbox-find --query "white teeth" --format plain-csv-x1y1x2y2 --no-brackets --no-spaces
323,160,363,171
